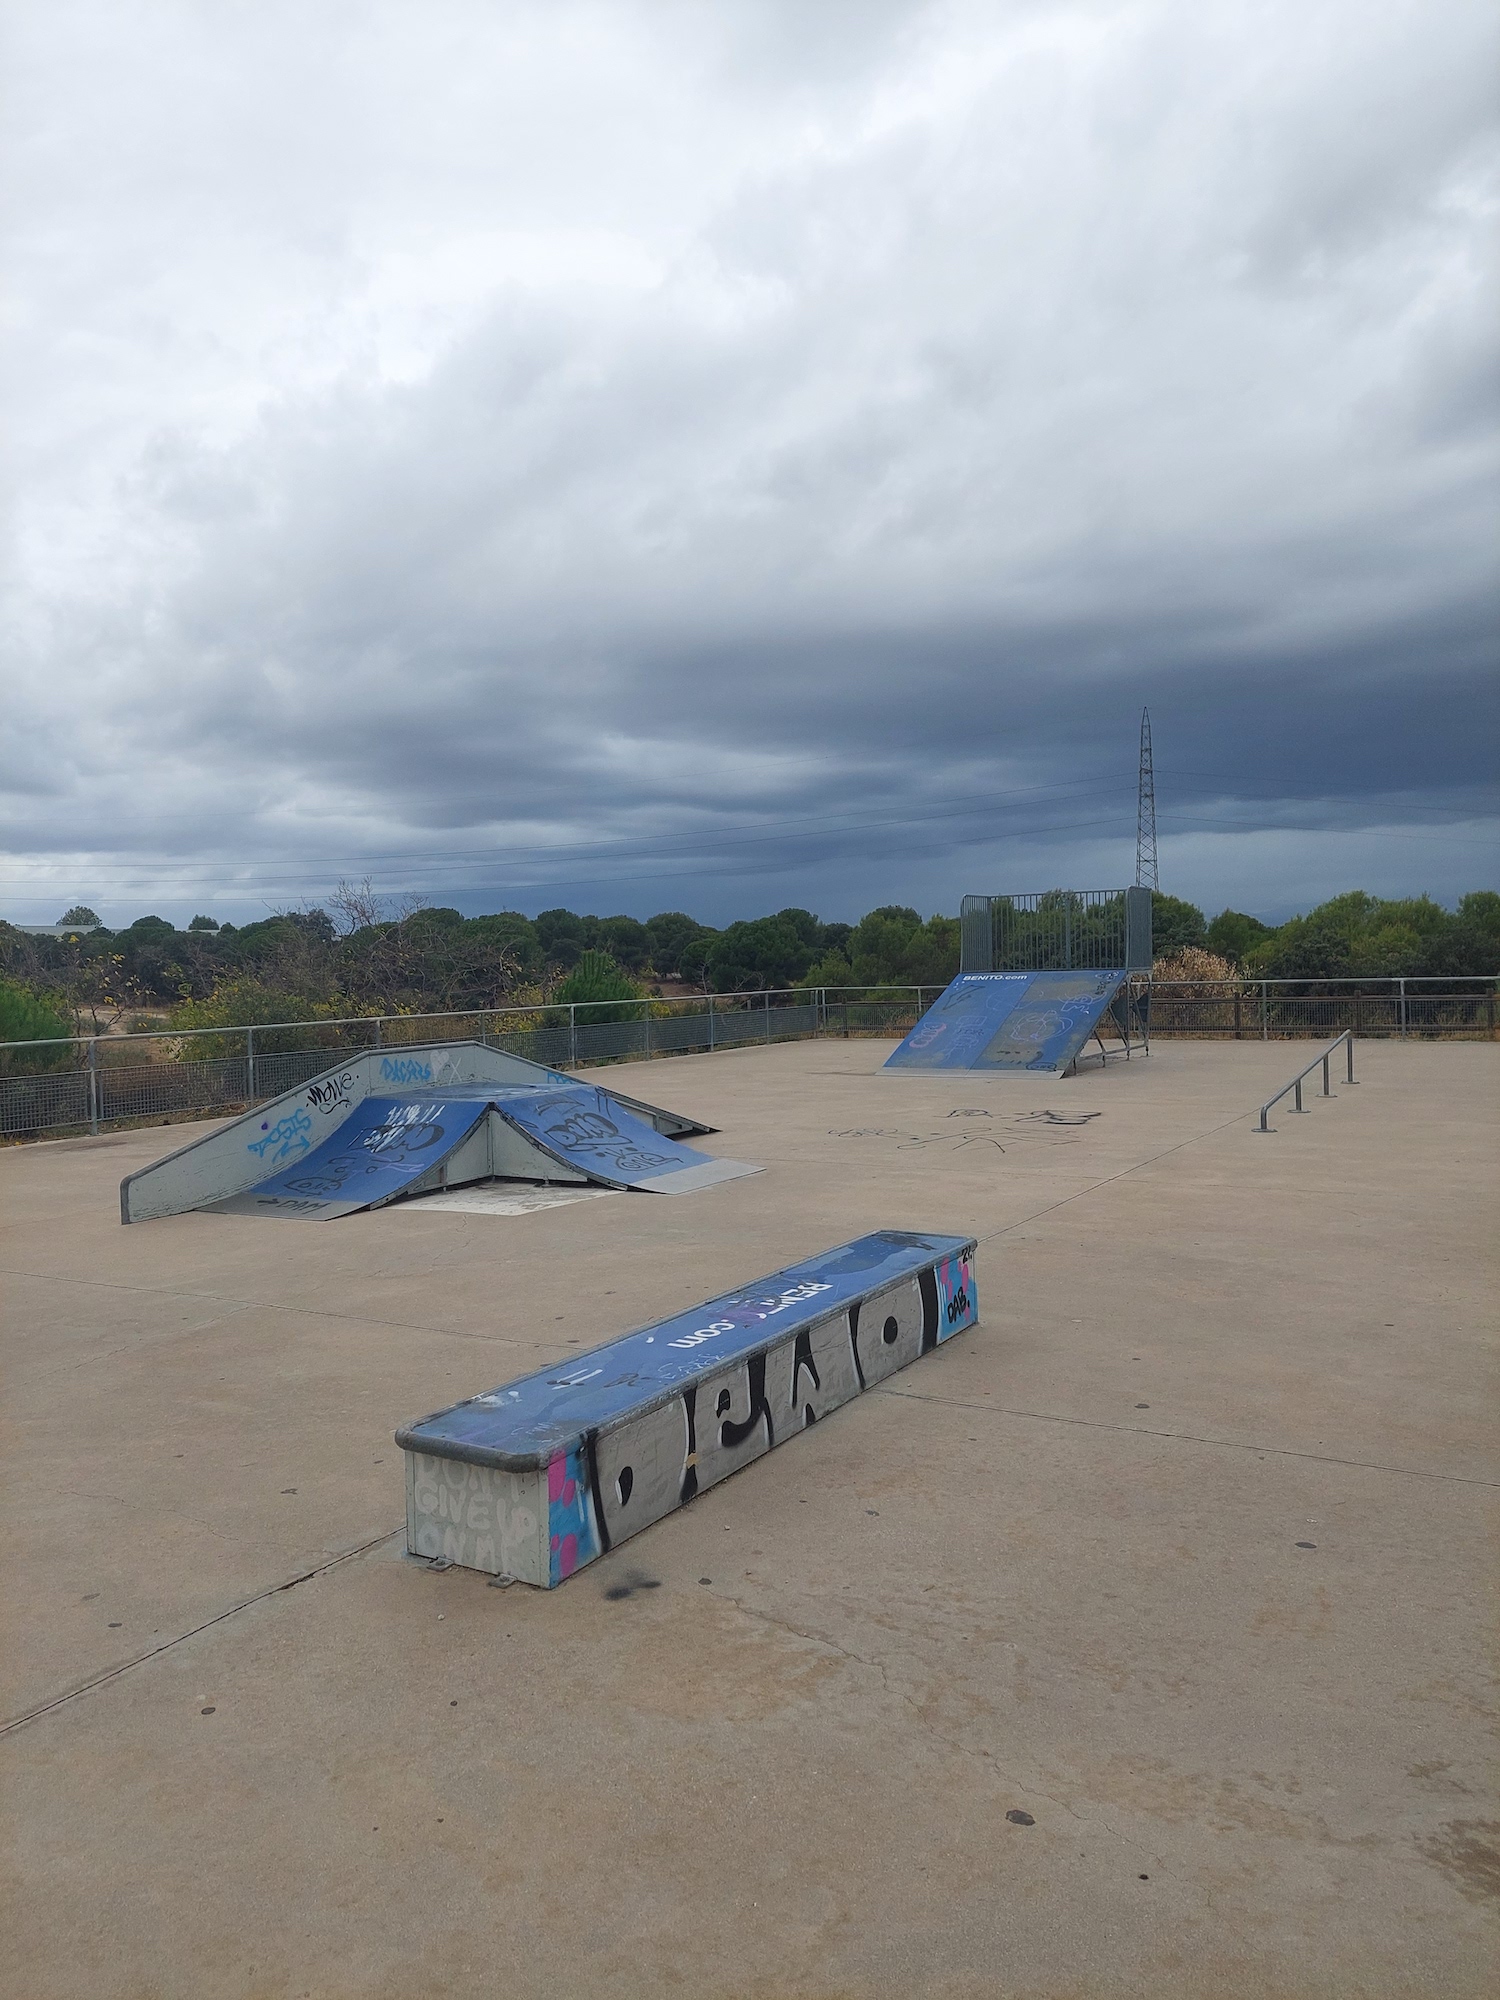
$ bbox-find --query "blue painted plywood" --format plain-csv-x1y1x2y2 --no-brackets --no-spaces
885,970,1127,1072
207,1093,493,1217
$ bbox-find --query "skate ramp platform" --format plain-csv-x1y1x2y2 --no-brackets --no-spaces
120,1042,747,1223
884,969,1132,1073
396,1229,979,1585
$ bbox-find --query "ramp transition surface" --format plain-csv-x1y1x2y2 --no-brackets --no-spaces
884,969,1129,1072
207,1084,757,1219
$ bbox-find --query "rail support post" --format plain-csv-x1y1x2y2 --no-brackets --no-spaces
87,1036,99,1137
246,1025,256,1102
1346,1033,1356,1084
569,1005,577,1069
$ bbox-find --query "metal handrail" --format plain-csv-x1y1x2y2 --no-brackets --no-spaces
1255,1032,1356,1132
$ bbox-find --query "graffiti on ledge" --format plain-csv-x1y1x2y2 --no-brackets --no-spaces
406,1252,977,1578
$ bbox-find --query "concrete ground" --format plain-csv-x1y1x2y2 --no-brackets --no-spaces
1,1036,1495,1999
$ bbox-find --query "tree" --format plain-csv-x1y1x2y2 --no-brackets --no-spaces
645,912,719,979
553,950,644,1023
1151,893,1207,957
706,915,818,992
1246,891,1500,982
329,877,385,935
467,912,544,979
1205,909,1273,963
60,906,101,927
898,915,961,987
846,906,922,983
535,908,586,969
187,915,220,932
597,915,651,972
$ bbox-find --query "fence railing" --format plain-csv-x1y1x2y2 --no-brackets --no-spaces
0,976,1494,1140
960,888,1153,973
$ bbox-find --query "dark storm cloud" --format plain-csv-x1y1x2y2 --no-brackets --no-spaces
2,0,1496,924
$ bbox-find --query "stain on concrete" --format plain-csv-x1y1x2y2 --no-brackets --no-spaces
1418,1820,1500,1905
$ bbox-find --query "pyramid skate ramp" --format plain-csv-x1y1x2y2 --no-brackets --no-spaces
120,1042,741,1223
200,1082,760,1219
884,969,1132,1073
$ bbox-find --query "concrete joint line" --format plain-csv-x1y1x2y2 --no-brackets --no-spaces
0,1529,400,1741
975,1110,1259,1245
878,1388,1499,1488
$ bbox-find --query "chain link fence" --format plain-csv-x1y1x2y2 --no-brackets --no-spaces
1,978,1493,1140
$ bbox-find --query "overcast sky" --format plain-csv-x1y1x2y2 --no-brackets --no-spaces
3,0,1496,929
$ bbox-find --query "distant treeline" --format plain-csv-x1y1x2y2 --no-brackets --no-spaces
1,888,1496,1047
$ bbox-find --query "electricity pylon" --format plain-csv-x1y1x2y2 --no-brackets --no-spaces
1135,707,1158,891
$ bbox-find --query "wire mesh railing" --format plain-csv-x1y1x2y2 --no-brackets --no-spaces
961,888,1153,972
0,976,1493,1139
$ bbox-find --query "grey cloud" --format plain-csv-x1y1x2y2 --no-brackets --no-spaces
2,0,1496,924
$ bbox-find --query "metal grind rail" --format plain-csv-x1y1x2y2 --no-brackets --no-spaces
1255,1032,1356,1132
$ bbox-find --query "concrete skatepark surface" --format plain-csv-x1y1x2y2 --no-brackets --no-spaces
2,1038,1496,1998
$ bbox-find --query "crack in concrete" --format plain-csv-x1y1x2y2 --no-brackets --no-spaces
0,1528,401,1740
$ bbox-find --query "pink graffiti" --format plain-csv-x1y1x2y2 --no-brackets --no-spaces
550,1532,579,1578
547,1457,576,1505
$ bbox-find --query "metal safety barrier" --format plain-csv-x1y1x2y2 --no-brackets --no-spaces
1255,1032,1356,1132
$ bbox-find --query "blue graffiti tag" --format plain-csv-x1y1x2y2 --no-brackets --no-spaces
380,1056,433,1084
247,1107,313,1163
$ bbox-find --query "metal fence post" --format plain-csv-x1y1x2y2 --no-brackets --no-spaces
1233,991,1242,1040
374,1016,383,1048
1260,981,1268,1039
1346,1032,1356,1084
87,1036,99,1137
569,1005,578,1068
1398,977,1405,1037
246,1025,256,1101
764,990,771,1043
644,1003,652,1058
708,996,716,1051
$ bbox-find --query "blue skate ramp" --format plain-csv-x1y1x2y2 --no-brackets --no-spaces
205,1092,495,1219
494,1084,758,1193
885,970,1129,1073
204,1083,759,1218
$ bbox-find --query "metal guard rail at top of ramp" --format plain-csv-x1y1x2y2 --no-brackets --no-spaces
1255,1032,1357,1132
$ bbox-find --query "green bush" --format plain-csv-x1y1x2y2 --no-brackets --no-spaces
0,978,74,1071
173,977,325,1058
553,951,645,1024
